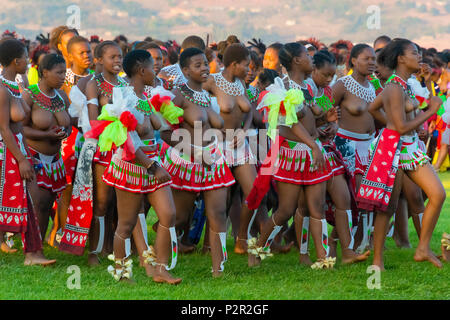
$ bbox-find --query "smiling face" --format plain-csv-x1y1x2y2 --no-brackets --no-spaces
43,62,66,89
99,45,123,75
352,47,376,76
183,53,210,83
312,62,336,88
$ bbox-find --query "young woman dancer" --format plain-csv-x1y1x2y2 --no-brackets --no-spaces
101,50,181,284
161,48,235,277
306,49,370,264
332,44,377,253
85,41,127,265
23,53,71,240
248,43,336,269
0,39,55,265
358,39,445,270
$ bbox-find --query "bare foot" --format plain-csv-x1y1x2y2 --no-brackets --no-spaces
234,237,247,255
179,242,196,254
212,270,224,278
24,252,56,266
371,260,385,272
299,253,313,266
88,253,100,266
414,247,443,268
393,232,411,248
271,241,294,254
1,242,17,253
248,254,261,267
342,249,370,264
153,266,182,285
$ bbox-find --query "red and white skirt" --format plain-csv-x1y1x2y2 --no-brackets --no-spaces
222,139,255,168
103,147,170,194
0,133,30,233
273,139,334,185
93,146,114,167
162,142,235,192
61,127,79,184
28,147,67,193
322,139,346,177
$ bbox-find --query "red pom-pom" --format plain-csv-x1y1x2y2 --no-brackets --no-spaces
119,111,138,131
150,94,163,111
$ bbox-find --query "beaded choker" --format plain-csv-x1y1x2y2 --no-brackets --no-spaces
26,84,66,113
212,72,245,96
64,68,92,88
314,87,334,112
285,76,314,103
339,75,376,103
179,84,211,107
386,74,415,100
96,73,127,98
135,96,153,116
0,75,21,97
247,86,260,104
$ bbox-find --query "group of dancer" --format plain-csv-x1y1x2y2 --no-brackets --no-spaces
0,27,449,285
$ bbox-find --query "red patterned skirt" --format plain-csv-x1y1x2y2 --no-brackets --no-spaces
0,133,42,252
28,147,67,193
93,146,114,167
103,147,171,194
61,127,79,184
162,142,235,192
273,139,333,185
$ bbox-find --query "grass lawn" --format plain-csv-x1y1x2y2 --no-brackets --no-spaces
0,173,449,300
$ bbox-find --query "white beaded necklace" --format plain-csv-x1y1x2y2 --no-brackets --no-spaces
212,72,245,96
339,75,376,103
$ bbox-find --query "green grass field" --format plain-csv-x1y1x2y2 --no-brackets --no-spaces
1,173,449,300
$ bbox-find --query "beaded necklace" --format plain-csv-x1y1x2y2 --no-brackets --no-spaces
26,84,66,113
339,75,376,103
385,73,415,100
64,68,93,88
134,93,153,116
368,74,383,96
247,85,260,104
314,86,334,112
0,74,21,97
212,72,245,96
285,75,314,105
179,83,211,107
95,73,127,99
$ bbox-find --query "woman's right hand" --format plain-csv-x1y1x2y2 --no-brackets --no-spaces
47,126,67,141
311,144,325,172
18,158,34,182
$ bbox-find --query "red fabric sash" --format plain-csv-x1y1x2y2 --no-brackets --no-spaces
356,129,401,212
59,138,97,255
245,136,284,210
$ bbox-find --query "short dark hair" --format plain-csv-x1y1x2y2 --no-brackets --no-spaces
181,35,206,51
0,39,26,66
279,42,305,71
134,41,161,52
377,38,415,70
123,49,152,77
348,43,373,68
313,49,336,69
38,53,66,78
223,43,250,67
268,42,283,52
374,35,391,47
258,68,279,85
67,36,90,54
95,40,121,59
249,50,262,68
179,47,205,69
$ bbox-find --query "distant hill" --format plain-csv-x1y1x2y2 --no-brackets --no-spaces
1,0,449,50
